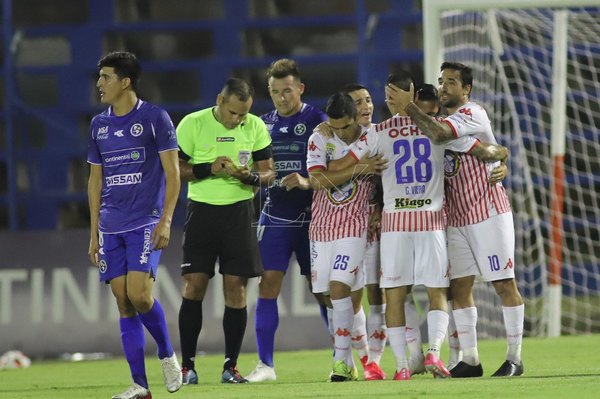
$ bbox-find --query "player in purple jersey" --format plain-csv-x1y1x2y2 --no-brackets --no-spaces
246,59,329,382
87,51,182,399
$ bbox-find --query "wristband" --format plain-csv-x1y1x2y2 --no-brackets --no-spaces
192,163,212,180
244,173,261,186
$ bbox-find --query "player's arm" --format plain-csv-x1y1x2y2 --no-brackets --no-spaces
152,149,181,250
87,163,102,266
469,141,509,163
385,83,454,144
308,156,385,190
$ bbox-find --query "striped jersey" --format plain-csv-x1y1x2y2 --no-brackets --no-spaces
350,115,477,232
306,130,374,241
442,102,512,227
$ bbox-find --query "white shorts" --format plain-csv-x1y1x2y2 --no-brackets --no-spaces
363,239,381,285
380,230,449,289
448,212,516,282
310,237,366,294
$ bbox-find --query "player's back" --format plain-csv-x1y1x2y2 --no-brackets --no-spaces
351,115,476,232
373,115,447,215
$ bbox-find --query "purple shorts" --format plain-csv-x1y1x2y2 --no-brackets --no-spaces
257,221,311,275
97,224,161,282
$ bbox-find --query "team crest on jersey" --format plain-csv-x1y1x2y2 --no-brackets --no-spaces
99,260,107,273
294,123,307,136
130,123,143,137
444,151,460,177
238,150,251,167
327,180,358,205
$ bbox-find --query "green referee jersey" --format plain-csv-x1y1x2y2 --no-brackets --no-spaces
177,107,271,205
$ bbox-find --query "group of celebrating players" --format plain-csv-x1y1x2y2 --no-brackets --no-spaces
88,52,525,399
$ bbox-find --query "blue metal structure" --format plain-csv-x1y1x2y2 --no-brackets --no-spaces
0,0,423,230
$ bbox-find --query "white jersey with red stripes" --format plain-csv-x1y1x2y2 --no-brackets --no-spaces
350,115,477,232
442,101,512,227
306,131,374,241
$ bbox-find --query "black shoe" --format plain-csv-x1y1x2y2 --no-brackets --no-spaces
491,360,524,377
222,366,249,383
450,361,484,378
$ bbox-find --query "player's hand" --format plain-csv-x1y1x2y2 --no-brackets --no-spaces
356,154,388,176
211,156,234,175
314,122,334,138
385,82,414,114
281,172,312,191
151,219,171,250
367,205,382,241
88,236,99,267
489,162,508,185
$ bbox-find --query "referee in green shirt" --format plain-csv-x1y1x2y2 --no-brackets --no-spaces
176,78,275,384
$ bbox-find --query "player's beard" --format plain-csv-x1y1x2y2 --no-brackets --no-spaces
440,94,460,109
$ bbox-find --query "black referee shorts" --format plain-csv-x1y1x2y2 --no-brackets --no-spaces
181,199,263,278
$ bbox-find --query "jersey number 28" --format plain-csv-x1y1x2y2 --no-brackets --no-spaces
393,138,432,184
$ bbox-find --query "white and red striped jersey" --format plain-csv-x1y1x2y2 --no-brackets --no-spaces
306,131,374,241
350,115,477,232
443,102,512,227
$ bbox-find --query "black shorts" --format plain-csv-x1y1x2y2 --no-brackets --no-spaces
181,199,263,278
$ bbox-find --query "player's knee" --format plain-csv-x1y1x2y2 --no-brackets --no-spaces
258,272,283,298
492,279,512,296
127,292,153,313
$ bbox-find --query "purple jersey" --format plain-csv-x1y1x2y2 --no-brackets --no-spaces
260,103,326,223
87,100,178,233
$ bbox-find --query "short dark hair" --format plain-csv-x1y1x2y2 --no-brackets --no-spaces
221,78,254,102
97,51,141,91
325,92,356,120
386,70,415,91
266,58,301,81
440,61,473,88
416,83,438,101
340,83,368,94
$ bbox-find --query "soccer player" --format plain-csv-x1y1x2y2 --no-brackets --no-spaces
246,58,328,383
334,70,509,380
415,83,440,117
388,61,525,378
307,92,386,382
87,51,182,399
339,84,387,380
176,78,275,384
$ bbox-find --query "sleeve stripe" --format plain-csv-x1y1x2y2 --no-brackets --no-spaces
443,119,459,138
307,165,326,172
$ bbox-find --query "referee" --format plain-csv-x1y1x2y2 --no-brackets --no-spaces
176,78,275,384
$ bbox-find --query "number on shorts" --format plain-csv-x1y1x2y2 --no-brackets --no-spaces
333,254,349,270
488,254,500,271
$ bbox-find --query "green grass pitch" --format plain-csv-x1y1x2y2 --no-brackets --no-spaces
2,334,599,398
